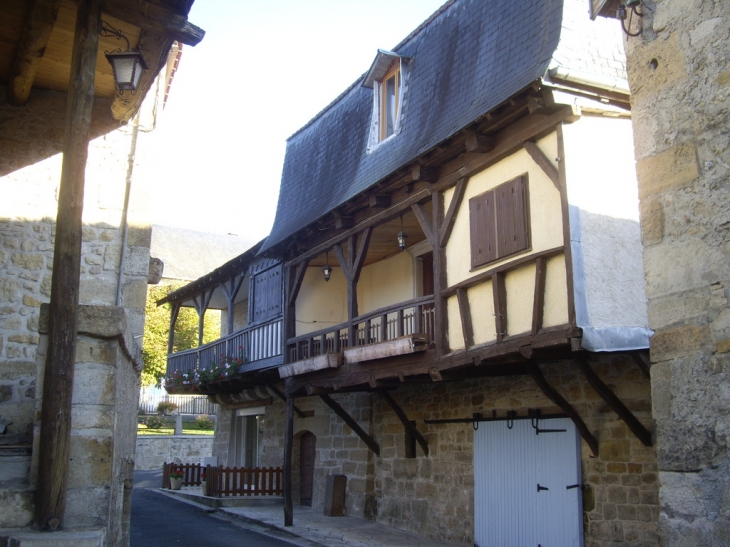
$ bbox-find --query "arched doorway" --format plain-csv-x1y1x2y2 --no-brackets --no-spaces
299,432,316,507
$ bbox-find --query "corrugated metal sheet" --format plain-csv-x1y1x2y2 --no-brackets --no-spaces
474,417,583,547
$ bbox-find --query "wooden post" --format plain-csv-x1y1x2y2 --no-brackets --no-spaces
167,303,180,355
432,192,449,357
34,0,100,531
283,396,294,526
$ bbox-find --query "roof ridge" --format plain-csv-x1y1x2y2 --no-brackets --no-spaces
286,0,457,142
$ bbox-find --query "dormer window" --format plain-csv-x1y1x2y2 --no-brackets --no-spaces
380,63,400,140
363,49,409,148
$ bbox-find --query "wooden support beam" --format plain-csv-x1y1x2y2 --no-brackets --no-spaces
266,384,305,418
438,177,466,247
524,141,559,189
492,272,507,342
287,261,308,308
456,288,474,348
102,0,205,45
631,352,651,378
192,289,214,346
532,256,547,334
432,191,449,357
352,228,372,284
369,194,391,208
378,389,429,456
35,0,100,531
411,164,440,183
334,214,354,230
7,0,61,106
577,359,652,447
464,130,495,153
320,394,380,456
221,273,246,335
283,397,294,526
526,362,599,456
411,203,435,246
167,303,180,356
556,124,577,328
429,367,443,382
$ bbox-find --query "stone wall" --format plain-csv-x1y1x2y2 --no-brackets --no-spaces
622,1,730,544
250,354,657,546
135,436,214,471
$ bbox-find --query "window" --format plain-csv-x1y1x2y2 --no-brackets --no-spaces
469,175,530,269
380,63,400,141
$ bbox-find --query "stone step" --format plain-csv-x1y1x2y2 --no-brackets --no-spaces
5,530,103,547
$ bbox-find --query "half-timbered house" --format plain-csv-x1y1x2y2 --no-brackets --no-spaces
163,0,658,545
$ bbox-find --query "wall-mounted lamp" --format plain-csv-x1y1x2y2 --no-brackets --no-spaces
397,215,408,251
322,252,333,282
101,21,148,92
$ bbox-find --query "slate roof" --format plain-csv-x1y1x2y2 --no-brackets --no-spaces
259,0,565,253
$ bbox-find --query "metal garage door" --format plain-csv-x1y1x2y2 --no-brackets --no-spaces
474,416,583,547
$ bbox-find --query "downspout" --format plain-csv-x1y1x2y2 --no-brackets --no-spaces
116,114,140,306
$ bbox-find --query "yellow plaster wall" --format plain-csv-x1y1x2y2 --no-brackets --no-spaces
357,251,414,315
444,132,570,346
445,132,563,288
295,267,347,337
505,264,536,336
543,255,569,328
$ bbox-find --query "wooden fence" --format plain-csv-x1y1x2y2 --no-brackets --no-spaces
162,462,282,497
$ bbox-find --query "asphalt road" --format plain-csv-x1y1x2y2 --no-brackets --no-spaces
131,478,297,547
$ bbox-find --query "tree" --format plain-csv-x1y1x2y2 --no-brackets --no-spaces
141,282,221,387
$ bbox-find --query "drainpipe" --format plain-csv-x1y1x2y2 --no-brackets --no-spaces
116,114,140,306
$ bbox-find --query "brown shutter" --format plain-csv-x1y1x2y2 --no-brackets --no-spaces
470,189,497,268
497,175,529,257
252,265,282,323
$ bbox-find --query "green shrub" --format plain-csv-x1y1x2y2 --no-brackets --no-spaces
157,401,178,414
195,415,215,429
144,415,166,429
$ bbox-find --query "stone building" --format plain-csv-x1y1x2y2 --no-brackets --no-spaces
0,0,203,544
591,0,730,544
161,1,660,545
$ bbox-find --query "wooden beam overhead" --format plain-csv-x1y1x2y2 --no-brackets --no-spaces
526,362,599,457
102,0,205,46
369,194,391,208
378,389,429,456
577,359,652,447
7,0,62,106
411,164,440,183
464,129,495,153
320,394,381,456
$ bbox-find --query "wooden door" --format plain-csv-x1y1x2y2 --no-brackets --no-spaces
474,417,583,547
299,432,316,506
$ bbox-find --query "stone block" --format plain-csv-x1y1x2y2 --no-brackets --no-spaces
0,278,20,303
72,363,115,406
601,439,632,462
75,338,118,365
627,33,688,99
121,279,147,310
11,253,45,271
0,488,34,528
0,360,35,380
7,530,104,547
640,197,664,246
637,143,699,200
650,325,711,362
67,436,112,488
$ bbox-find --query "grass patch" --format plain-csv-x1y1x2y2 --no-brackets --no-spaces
137,417,214,436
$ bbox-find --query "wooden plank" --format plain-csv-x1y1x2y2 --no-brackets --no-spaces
320,394,380,456
631,352,651,378
278,353,341,378
378,389,429,456
438,177,466,247
532,257,547,334
432,191,449,357
577,359,652,447
34,0,100,531
283,397,294,526
526,362,599,457
456,288,474,348
343,335,427,364
556,124,577,328
464,130,495,153
411,203,435,246
524,141,559,189
492,272,507,342
102,0,205,45
7,0,62,106
442,247,564,297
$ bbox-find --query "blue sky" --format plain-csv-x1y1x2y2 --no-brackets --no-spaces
147,0,447,240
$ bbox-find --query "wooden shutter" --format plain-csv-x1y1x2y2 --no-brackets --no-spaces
470,189,497,268
497,175,530,258
252,265,282,324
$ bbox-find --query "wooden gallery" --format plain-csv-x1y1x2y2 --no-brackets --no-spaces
161,1,658,545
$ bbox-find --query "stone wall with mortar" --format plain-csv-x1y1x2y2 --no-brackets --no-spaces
250,354,657,546
135,436,213,471
621,1,730,545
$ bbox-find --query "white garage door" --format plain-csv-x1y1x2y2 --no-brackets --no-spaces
474,417,583,547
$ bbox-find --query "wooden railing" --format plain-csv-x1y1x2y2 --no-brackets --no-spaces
166,317,283,378
162,462,282,497
287,296,435,362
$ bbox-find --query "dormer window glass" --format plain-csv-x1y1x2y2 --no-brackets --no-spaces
381,65,400,141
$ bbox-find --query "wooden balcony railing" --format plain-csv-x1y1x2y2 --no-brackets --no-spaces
166,317,283,378
287,295,435,362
